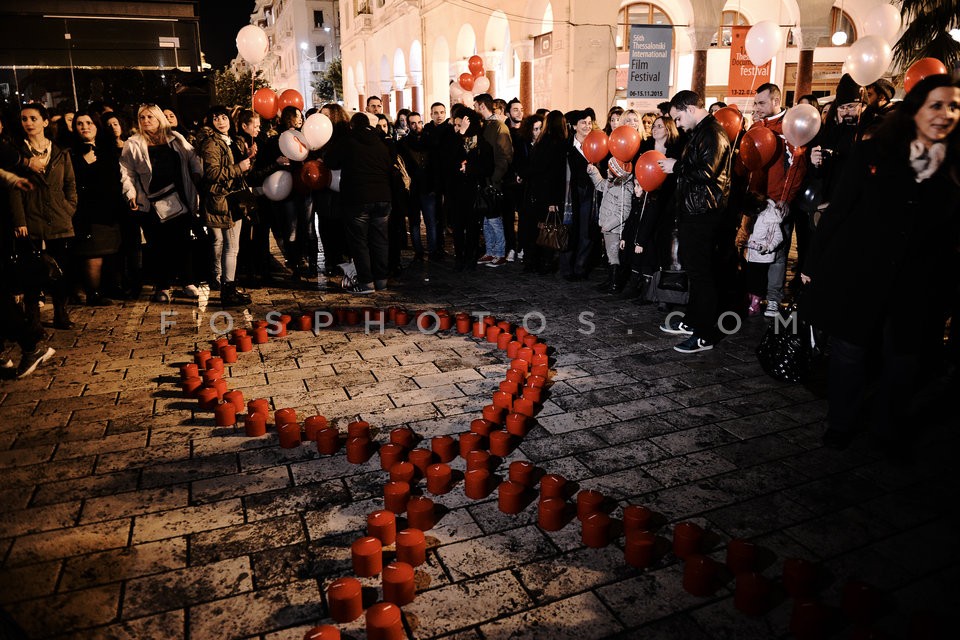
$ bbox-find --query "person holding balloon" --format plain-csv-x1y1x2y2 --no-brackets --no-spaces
801,75,960,454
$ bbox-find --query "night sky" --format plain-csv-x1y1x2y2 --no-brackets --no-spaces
199,0,257,69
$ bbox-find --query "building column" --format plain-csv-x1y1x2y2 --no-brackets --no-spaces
408,71,423,114
515,42,534,115
380,81,393,117
358,93,365,111
394,75,407,114
483,51,503,97
792,26,829,104
686,23,717,98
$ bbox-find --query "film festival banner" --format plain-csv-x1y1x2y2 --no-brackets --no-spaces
728,25,771,98
627,25,672,100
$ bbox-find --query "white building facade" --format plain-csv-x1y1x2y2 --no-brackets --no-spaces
337,0,900,117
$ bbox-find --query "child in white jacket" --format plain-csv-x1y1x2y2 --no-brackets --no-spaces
587,157,635,292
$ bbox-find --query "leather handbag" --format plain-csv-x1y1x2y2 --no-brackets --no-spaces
755,301,823,383
474,183,503,219
536,209,569,251
148,184,188,222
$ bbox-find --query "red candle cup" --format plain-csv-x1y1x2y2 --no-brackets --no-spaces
334,308,347,324
382,562,416,606
212,337,229,354
532,342,548,355
219,344,238,364
351,536,383,577
394,310,410,326
505,368,526,384
790,599,829,639
527,374,548,388
530,363,550,378
209,378,227,400
179,363,199,380
459,432,484,458
389,427,416,449
472,321,485,338
515,326,529,341
278,422,302,448
346,436,372,463
582,512,612,548
531,353,549,367
366,602,404,640
248,398,269,416
726,538,758,575
297,314,313,331
206,356,224,372
682,554,718,596
496,319,512,332
538,497,566,531
522,386,543,404
509,461,537,487
672,522,704,559
492,391,513,411
505,413,530,437
379,443,406,471
194,349,212,368
425,463,452,495
499,380,521,396
510,358,530,372
223,390,245,414
302,415,328,441
517,346,534,362
345,309,360,325
431,435,458,462
438,314,454,331
279,313,292,327
734,572,772,616
347,420,371,439
496,332,512,350
498,481,526,514
456,316,471,334
783,558,818,598
367,510,397,545
485,326,501,343
625,530,656,568
483,315,496,326
395,528,426,566
252,327,269,344
389,461,416,484
274,408,297,427
576,490,605,521
465,450,491,473
315,427,340,455
842,580,881,624
197,388,219,411
540,474,567,500
464,469,492,499
236,335,253,352
470,418,497,436
252,319,268,329
202,369,223,385
623,505,654,533
489,431,514,457
182,376,203,397
214,402,237,427
327,577,363,623
303,625,340,640
482,404,506,425
407,448,435,475
230,328,247,339
245,412,267,437
405,496,435,531
514,397,536,418
506,341,521,358
384,481,411,514
522,334,538,348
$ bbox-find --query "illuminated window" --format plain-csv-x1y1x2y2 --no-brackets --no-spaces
616,3,673,51
711,11,749,47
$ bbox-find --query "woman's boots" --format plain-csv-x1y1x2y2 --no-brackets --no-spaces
53,295,73,329
220,282,251,307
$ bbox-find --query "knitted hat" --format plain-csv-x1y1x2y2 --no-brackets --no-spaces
608,157,631,179
834,73,862,106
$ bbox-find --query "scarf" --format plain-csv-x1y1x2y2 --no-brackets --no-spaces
909,139,946,182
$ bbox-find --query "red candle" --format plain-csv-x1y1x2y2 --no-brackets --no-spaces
252,319,267,329
522,386,543,404
505,413,529,437
499,380,520,396
790,599,829,639
346,309,360,325
522,335,538,348
485,325,501,344
496,320,512,333
726,538,757,575
682,555,717,596
482,404,506,424
279,313,292,327
347,420,371,439
197,388,219,411
219,344,238,364
515,326,529,341
517,346,534,362
389,462,415,484
247,398,269,416
407,448,434,475
389,427,416,449
202,369,223,384
783,558,818,598
365,602,404,640
303,415,328,441
510,358,530,372
538,498,566,531
472,321,485,338
315,428,340,455
506,341,521,358
384,481,410,514
351,536,383,577
395,528,426,566
206,356,224,372
180,363,198,380
492,391,513,411
734,572,772,616
509,461,537,487
230,328,247,340
465,450,490,472
405,496,435,531
464,469,491,499
223,390,245,414
194,349,211,368
425,463,452,495
209,378,227,400
513,397,536,418
182,376,203,397
623,505,653,533
394,310,410,326
214,402,236,427
456,316,471,334
334,308,347,324
303,625,340,640
498,481,525,514
346,436,372,463
576,490,604,521
327,577,363,623
531,353,549,367
505,368,526,384
527,374,547,388
367,510,397,545
470,418,497,436
496,332,512,350
624,530,656,568
459,432,484,458
382,561,416,606
252,327,269,344
489,431,513,457
841,579,881,624
483,315,496,326
540,474,567,500
672,522,703,559
532,342,548,356
277,422,301,448
274,408,297,426
431,435,457,462
438,314,453,331
530,363,550,378
581,512,611,548
236,335,253,352
245,412,267,437
297,314,312,331
379,443,406,471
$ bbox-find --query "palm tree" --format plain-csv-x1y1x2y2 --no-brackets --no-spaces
893,0,960,72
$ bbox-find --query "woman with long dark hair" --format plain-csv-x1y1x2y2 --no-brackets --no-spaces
802,76,960,455
445,107,493,271
515,113,544,271
524,110,568,275
315,103,351,277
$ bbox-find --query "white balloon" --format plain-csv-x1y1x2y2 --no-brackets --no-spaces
844,35,893,87
302,113,333,150
279,129,309,162
236,25,269,65
862,4,902,44
744,21,782,67
460,91,473,106
472,75,490,94
263,170,293,201
449,82,463,100
783,104,821,147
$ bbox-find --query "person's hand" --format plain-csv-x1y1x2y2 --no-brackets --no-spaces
458,115,471,135
26,156,45,173
12,177,33,192
239,158,252,172
810,146,822,167
277,156,291,166
634,245,643,254
657,158,676,174
619,240,626,250
634,182,644,197
800,274,811,285
13,226,28,238
128,198,138,210
249,142,258,158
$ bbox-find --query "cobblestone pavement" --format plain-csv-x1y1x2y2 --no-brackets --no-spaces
0,251,956,640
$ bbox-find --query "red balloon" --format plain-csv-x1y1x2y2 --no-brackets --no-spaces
608,126,641,163
904,57,948,94
634,150,667,191
739,126,778,171
278,89,305,112
253,88,278,120
713,107,743,142
468,55,484,76
582,130,609,164
300,159,331,191
458,72,475,92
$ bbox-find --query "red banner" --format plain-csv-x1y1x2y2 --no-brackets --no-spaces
728,26,771,99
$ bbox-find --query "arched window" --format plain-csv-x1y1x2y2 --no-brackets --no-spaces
616,3,673,51
788,7,856,47
711,11,749,48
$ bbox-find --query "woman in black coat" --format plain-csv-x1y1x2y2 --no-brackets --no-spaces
802,75,960,453
524,110,569,275
446,107,494,271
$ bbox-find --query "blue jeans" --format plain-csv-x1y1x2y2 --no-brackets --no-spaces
346,201,391,285
410,191,438,254
483,216,505,257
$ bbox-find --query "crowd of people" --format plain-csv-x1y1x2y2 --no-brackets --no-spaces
1,74,958,461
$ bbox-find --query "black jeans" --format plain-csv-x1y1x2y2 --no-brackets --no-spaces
345,201,390,285
141,213,195,289
678,212,725,341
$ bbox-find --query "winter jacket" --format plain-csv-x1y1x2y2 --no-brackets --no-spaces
119,130,201,215
196,127,248,229
747,111,807,203
745,199,784,263
481,116,513,188
8,142,77,241
526,136,567,212
674,114,732,218
328,125,392,207
587,161,635,235
70,142,125,231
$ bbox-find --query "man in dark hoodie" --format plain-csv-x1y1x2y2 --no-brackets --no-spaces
810,74,863,212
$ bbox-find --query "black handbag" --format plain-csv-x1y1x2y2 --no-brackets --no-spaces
474,183,503,219
657,227,687,292
755,302,823,383
7,237,63,291
536,209,569,251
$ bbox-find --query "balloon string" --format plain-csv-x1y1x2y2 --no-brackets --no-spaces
779,145,806,205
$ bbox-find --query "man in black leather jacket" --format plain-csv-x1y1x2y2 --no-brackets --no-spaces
657,90,732,353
